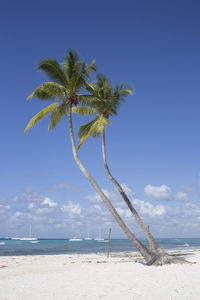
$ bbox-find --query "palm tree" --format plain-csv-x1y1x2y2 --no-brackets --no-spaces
24,50,160,265
72,74,166,256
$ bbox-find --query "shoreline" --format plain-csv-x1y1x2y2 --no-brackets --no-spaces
1,246,200,257
0,249,200,299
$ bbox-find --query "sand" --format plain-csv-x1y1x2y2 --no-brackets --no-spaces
0,250,199,300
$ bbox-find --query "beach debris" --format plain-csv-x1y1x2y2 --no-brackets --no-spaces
1,265,7,268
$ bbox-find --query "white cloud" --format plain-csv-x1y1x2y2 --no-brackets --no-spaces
28,203,35,209
120,184,135,196
144,184,172,200
85,188,111,203
132,198,166,217
85,193,102,203
175,192,188,201
144,184,188,201
116,207,132,218
94,204,102,210
1,184,199,238
14,211,23,218
61,201,81,215
41,197,57,207
10,211,33,222
36,207,54,215
0,204,10,210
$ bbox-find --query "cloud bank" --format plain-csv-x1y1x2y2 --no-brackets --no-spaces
144,184,188,201
0,182,199,238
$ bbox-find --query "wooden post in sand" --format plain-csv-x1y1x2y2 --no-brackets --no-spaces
107,228,111,259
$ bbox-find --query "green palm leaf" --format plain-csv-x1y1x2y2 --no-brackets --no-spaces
38,59,68,87
76,74,133,150
24,102,59,133
27,82,66,101
61,50,96,92
48,102,68,130
62,50,80,82
72,106,98,116
91,114,110,138
78,95,100,106
83,60,96,77
26,50,96,134
77,115,110,150
78,119,97,138
84,82,97,95
114,84,133,97
77,119,97,150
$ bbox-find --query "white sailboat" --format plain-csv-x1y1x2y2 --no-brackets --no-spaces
84,237,92,241
19,225,37,241
84,231,92,241
69,227,83,241
94,229,104,242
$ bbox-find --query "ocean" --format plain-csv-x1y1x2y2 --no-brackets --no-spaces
0,238,200,256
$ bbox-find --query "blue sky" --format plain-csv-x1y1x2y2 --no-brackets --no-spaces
1,0,200,238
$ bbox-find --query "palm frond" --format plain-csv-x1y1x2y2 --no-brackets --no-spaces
24,102,59,133
114,83,134,96
96,74,109,87
77,119,97,150
83,59,96,77
62,50,80,82
62,51,95,92
48,102,68,130
78,94,100,106
38,59,68,87
77,115,110,150
72,59,96,91
72,106,98,116
27,82,66,101
78,119,97,139
84,82,96,94
91,114,110,138
111,85,133,113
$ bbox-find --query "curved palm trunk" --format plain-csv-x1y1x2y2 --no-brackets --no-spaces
102,130,166,256
68,103,157,265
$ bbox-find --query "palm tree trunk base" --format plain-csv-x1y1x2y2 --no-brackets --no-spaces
152,246,166,256
147,254,192,266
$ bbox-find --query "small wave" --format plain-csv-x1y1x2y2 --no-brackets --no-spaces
0,242,6,245
30,241,39,244
177,243,190,247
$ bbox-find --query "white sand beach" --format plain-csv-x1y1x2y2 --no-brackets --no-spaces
0,250,200,300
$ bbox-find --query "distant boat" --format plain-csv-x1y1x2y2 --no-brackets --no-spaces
20,237,38,241
69,238,83,241
94,229,104,241
19,225,37,241
84,231,92,241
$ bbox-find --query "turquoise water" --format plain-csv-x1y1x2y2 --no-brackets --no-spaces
0,238,200,256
